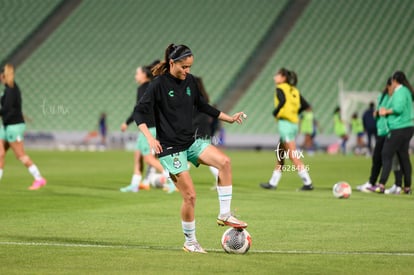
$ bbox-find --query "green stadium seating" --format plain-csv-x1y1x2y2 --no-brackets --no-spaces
0,0,63,63
16,0,288,131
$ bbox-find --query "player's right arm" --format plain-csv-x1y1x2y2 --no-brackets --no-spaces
138,122,162,154
272,88,286,117
133,80,162,153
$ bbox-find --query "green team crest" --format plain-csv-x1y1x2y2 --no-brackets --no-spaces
173,157,182,169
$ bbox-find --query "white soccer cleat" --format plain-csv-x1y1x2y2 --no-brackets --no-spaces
384,184,402,195
356,182,372,193
120,184,139,193
217,214,248,229
183,241,207,254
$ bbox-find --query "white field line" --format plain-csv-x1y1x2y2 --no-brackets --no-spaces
1,241,414,256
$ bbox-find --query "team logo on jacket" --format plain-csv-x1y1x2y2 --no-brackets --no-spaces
186,87,191,96
168,90,174,97
173,157,182,169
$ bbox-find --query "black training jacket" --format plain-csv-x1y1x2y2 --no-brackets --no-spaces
0,82,25,126
134,73,220,157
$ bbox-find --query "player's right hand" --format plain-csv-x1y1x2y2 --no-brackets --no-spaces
120,123,128,132
148,137,162,154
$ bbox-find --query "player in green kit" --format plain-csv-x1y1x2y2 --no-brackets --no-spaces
134,44,248,253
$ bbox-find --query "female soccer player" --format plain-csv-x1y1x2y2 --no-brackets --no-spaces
134,44,248,253
0,64,46,190
193,76,219,187
371,71,414,194
120,62,175,193
260,68,313,191
300,105,317,154
333,106,348,155
350,112,365,154
357,77,402,193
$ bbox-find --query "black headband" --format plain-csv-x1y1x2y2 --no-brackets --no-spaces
170,48,193,62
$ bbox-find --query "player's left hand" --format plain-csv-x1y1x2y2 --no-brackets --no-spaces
231,112,247,124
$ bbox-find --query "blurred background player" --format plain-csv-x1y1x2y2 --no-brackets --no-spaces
300,105,318,155
0,64,46,190
333,106,348,155
120,62,175,193
98,112,107,146
0,123,8,182
192,76,219,188
370,71,414,194
209,103,224,146
357,77,402,193
260,68,313,191
83,112,107,148
362,101,377,156
351,112,365,155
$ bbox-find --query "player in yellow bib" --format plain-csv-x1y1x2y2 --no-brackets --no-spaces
260,68,314,191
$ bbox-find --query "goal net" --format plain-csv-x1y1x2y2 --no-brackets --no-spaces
332,81,380,154
338,91,379,120
338,80,379,122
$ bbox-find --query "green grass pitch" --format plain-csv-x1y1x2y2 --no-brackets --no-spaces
0,150,413,274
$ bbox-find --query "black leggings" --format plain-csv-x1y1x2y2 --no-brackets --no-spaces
379,127,414,187
366,129,376,153
368,135,385,185
369,135,402,186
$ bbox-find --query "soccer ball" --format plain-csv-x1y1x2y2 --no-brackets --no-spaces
149,173,166,188
221,227,251,254
333,182,352,199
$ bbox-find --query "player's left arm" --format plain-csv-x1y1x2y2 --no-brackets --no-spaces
298,95,311,114
272,88,285,117
194,79,246,124
218,112,247,124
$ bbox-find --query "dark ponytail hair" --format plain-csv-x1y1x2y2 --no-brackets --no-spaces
381,77,392,93
376,77,392,115
141,66,152,79
277,68,298,86
392,71,414,100
152,44,192,76
386,76,392,86
141,59,160,80
379,77,392,105
287,70,298,86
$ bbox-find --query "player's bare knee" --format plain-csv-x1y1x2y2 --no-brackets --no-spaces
218,155,231,170
19,155,30,165
183,192,196,207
